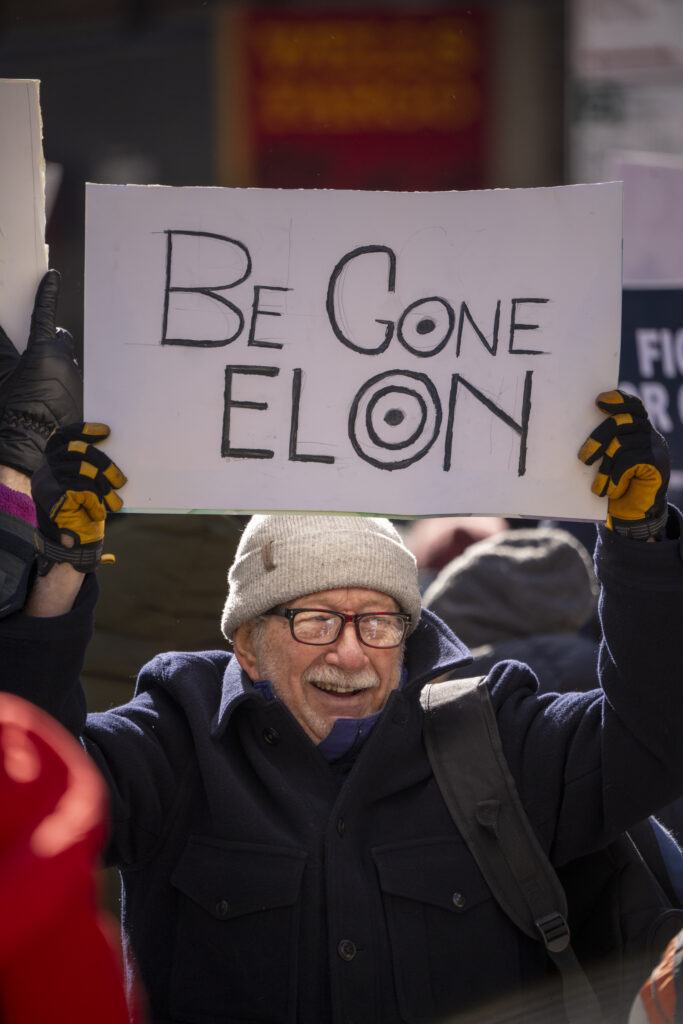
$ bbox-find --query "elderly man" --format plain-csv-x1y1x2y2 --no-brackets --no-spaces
1,274,683,1023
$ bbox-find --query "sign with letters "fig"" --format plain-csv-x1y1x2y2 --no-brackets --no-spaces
84,183,621,519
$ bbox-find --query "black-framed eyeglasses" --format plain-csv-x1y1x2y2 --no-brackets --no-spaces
267,608,411,648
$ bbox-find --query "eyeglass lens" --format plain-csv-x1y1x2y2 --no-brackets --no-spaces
291,611,405,647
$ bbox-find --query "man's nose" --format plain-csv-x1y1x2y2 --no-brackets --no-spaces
325,621,368,669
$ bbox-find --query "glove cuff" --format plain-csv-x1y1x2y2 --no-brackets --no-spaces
610,506,669,540
35,532,104,576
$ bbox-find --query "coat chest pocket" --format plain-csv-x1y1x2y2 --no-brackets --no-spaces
372,838,526,1023
170,836,307,1023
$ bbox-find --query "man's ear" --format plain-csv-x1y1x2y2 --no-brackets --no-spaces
232,622,260,681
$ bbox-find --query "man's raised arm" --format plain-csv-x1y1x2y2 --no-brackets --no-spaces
578,388,675,543
0,270,124,620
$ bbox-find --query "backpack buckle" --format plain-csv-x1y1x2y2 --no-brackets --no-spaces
535,912,571,953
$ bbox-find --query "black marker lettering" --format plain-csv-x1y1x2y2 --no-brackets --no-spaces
289,369,335,463
456,301,500,356
248,285,291,349
508,298,548,355
326,245,396,355
348,370,442,470
222,365,278,459
397,297,455,357
162,230,252,347
444,370,533,475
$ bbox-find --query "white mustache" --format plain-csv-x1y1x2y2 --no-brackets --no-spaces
302,664,380,692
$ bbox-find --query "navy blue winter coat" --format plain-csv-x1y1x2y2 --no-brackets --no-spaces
2,522,683,1023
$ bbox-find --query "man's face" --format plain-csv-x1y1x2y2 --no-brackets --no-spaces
234,587,405,743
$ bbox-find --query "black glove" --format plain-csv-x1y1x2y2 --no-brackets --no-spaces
0,270,83,476
578,389,670,539
31,422,127,574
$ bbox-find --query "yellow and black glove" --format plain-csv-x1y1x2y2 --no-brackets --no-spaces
31,422,127,574
578,389,669,539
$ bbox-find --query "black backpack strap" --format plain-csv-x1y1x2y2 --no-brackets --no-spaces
421,676,605,1024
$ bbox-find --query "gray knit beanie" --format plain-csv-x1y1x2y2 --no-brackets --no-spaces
221,514,421,639
423,527,598,647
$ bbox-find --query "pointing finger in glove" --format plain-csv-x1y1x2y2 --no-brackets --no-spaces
578,389,669,539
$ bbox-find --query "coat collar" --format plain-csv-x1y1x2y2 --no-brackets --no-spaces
210,607,471,739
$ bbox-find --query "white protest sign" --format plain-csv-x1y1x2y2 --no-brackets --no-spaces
0,79,48,350
84,182,621,519
605,150,683,287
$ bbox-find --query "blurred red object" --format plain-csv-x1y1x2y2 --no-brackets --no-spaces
406,515,508,571
0,692,143,1024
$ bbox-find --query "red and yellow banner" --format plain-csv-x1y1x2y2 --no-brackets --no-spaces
217,8,490,191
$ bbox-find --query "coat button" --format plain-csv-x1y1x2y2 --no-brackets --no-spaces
336,818,345,836
452,892,466,909
337,939,357,961
263,727,280,745
216,899,229,917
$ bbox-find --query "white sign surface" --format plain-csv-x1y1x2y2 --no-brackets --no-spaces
84,183,622,519
0,79,48,351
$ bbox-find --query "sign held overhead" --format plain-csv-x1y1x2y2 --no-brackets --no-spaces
84,182,622,519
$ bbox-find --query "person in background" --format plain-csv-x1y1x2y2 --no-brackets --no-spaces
403,513,508,592
423,526,599,691
423,523,683,899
